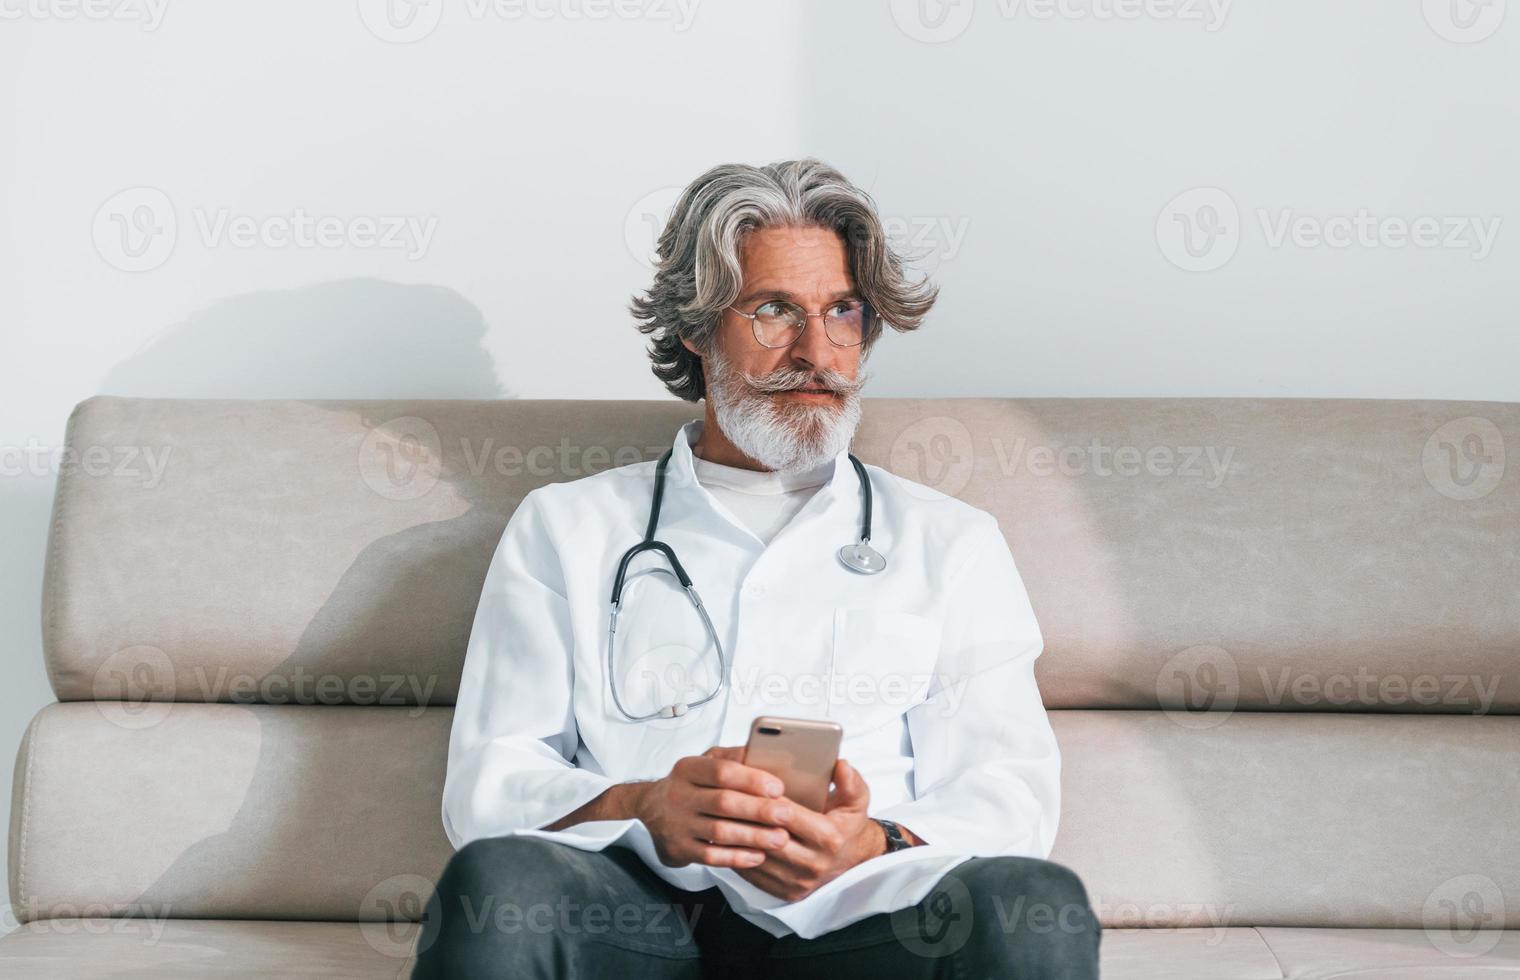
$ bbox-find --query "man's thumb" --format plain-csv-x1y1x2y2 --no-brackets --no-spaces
827,758,868,810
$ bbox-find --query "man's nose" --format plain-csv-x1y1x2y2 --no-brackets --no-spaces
788,315,839,372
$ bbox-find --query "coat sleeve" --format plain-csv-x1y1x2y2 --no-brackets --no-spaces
873,514,1061,857
441,487,617,848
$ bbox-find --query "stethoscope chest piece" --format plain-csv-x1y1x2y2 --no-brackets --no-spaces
838,540,887,575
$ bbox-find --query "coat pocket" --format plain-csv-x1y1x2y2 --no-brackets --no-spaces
825,607,942,737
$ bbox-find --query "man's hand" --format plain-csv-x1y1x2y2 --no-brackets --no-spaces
734,755,884,903
631,746,796,870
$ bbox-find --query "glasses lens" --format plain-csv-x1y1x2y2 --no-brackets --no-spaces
823,301,869,347
751,301,805,348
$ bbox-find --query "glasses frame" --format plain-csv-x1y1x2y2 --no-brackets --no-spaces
726,298,875,350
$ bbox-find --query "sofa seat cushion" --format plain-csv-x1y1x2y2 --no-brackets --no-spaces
1101,927,1520,979
1254,927,1520,979
3,923,1517,978
0,919,420,978
1101,927,1287,978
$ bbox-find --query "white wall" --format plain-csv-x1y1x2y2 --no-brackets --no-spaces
1,0,1516,929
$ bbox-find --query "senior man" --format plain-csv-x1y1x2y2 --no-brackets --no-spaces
413,159,1100,978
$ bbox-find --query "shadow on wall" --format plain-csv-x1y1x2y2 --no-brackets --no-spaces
98,278,507,399
113,279,517,918
129,399,511,917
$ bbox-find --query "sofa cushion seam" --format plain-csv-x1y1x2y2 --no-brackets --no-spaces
16,708,42,920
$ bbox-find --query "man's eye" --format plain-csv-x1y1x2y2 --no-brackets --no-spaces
828,301,862,317
754,301,792,319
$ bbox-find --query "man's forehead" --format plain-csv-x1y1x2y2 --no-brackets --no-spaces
739,226,854,295
737,285,860,303
744,223,844,248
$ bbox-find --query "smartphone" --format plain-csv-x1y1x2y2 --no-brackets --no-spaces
742,716,843,812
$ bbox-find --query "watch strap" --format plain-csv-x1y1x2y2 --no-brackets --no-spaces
874,817,911,853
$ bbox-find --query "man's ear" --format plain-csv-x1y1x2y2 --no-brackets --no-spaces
680,335,703,358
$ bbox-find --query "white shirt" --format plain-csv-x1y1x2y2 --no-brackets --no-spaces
442,418,1060,939
689,450,833,545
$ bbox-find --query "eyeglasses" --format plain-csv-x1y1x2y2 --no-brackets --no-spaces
727,298,875,349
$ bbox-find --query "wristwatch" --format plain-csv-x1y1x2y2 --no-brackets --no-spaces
874,818,912,853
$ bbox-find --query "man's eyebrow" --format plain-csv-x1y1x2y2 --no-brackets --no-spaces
735,288,862,306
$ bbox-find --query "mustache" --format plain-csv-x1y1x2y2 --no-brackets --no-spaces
742,366,863,396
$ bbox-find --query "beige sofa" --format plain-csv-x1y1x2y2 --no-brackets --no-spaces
4,396,1517,978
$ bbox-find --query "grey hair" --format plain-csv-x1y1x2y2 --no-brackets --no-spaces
630,158,940,402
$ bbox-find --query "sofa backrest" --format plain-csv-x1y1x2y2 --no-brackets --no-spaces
12,396,1519,931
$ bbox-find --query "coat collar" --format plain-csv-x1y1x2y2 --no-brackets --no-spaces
663,418,859,534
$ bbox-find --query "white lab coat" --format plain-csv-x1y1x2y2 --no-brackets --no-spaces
442,418,1061,939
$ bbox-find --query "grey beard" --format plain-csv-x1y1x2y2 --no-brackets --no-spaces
704,348,864,474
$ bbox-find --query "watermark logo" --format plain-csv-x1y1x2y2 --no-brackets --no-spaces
1422,874,1505,958
615,577,722,731
359,416,444,501
357,0,444,42
1157,644,1239,728
888,418,1237,501
1422,416,1505,501
1423,0,1506,42
890,0,976,43
1160,187,1503,272
615,652,716,730
890,870,976,956
92,188,439,271
360,873,441,958
1156,187,1240,272
92,645,177,730
889,415,977,500
876,213,972,274
624,186,683,269
93,187,177,273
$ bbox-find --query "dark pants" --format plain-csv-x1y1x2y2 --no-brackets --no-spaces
411,836,1101,979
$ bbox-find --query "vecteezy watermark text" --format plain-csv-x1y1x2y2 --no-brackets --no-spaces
1,438,171,488
357,0,701,43
889,0,1232,43
93,187,438,272
0,0,169,30
1157,187,1503,272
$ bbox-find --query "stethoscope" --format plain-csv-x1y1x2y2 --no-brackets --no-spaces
606,447,886,721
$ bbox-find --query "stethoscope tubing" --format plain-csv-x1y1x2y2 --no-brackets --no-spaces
606,445,879,721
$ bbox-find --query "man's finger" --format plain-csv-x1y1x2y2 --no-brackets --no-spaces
703,745,746,762
751,837,821,877
693,842,767,869
694,787,793,825
736,863,796,900
693,817,790,851
770,796,844,850
692,757,786,798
